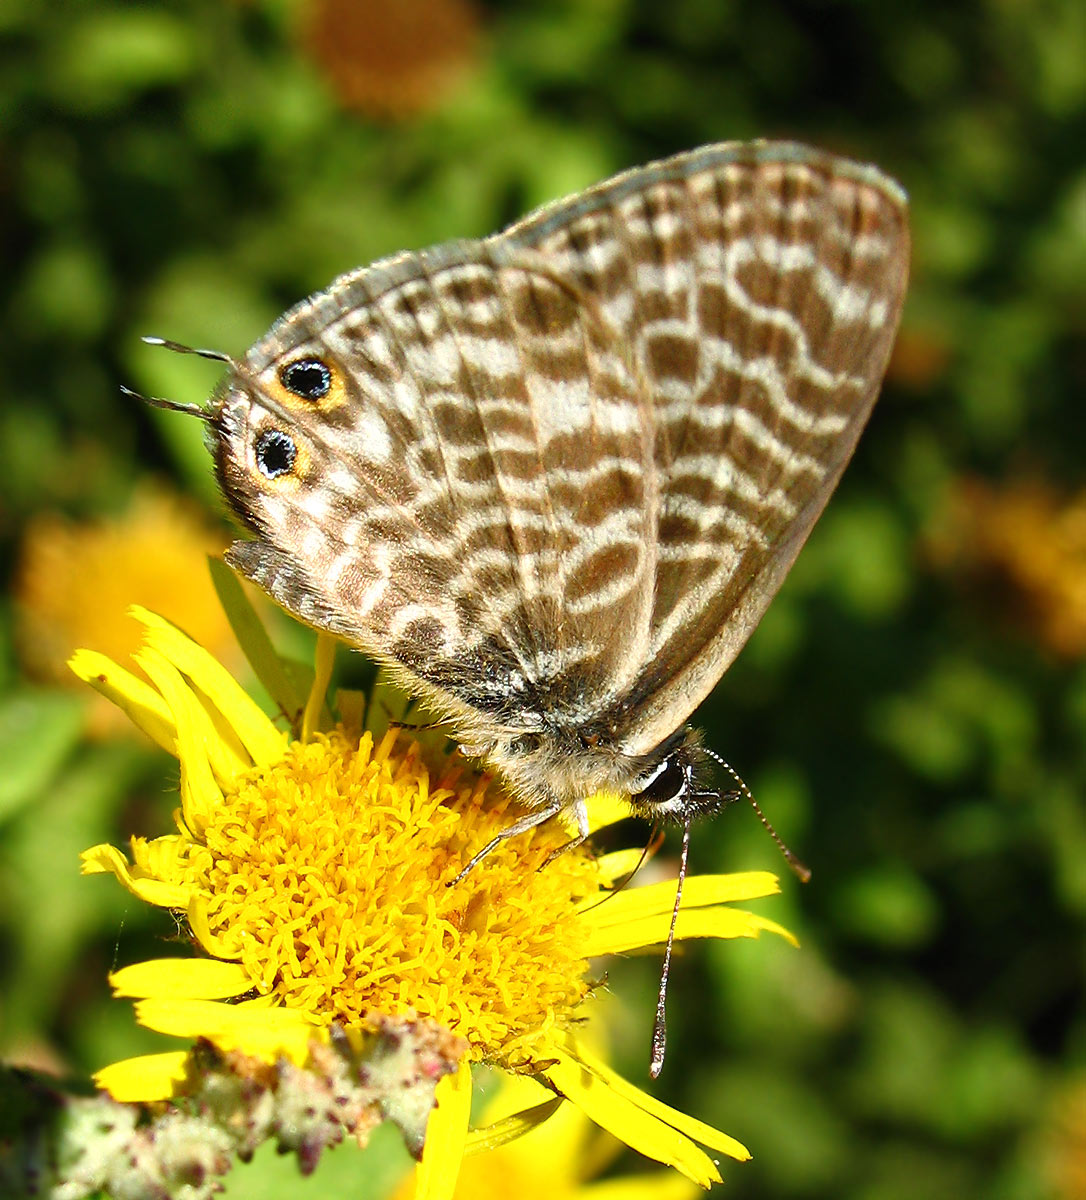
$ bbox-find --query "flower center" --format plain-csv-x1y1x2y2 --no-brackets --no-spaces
180,727,601,1062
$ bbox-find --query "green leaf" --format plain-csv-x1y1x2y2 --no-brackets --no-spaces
218,1121,412,1200
210,558,305,720
0,690,86,825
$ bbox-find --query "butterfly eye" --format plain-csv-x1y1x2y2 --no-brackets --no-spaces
279,357,332,400
255,429,297,478
632,754,690,809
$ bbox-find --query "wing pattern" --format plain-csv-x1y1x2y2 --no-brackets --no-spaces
217,141,908,754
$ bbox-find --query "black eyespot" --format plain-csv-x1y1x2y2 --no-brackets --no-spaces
632,755,689,808
255,430,297,478
280,357,331,400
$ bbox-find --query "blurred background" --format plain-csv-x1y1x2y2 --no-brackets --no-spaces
1,1,1084,1198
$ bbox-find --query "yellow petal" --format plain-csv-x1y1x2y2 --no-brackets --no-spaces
463,1096,564,1155
582,791,633,833
133,606,285,766
554,1032,750,1165
583,1173,702,1200
110,958,252,1000
68,649,177,754
416,1057,472,1200
187,893,244,960
137,640,250,789
132,834,188,881
94,1051,190,1102
543,1049,723,1188
79,843,190,908
585,907,796,956
580,872,781,922
595,848,648,885
137,648,224,835
133,996,321,1064
195,701,254,787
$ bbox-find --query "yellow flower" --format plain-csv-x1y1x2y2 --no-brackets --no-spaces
302,0,481,120
393,1067,701,1200
1043,1077,1086,1200
74,608,794,1195
15,486,239,735
927,476,1086,658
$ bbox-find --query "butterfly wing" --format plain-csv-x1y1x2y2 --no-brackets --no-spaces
501,141,910,753
215,140,908,759
217,240,661,735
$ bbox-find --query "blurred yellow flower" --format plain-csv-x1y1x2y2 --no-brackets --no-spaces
1043,1078,1086,1200
74,609,794,1195
928,476,1086,657
15,486,239,733
302,0,481,120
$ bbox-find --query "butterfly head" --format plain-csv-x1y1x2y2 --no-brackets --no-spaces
131,336,372,637
210,355,329,525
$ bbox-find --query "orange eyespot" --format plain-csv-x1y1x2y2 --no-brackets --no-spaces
255,430,297,479
279,357,332,401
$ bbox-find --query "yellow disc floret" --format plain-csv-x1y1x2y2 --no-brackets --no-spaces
178,727,600,1062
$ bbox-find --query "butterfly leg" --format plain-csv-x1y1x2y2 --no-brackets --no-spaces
539,796,591,868
450,797,565,885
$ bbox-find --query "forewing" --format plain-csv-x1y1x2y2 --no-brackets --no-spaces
217,247,658,732
501,141,910,753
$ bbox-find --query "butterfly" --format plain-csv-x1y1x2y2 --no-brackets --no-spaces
142,140,909,1070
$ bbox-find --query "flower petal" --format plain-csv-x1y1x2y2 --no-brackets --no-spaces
137,642,252,792
94,1051,190,1102
581,1173,701,1200
187,893,244,960
463,1096,564,1155
582,791,633,833
68,649,177,754
416,1056,472,1200
554,1032,751,1165
133,606,284,767
584,907,796,956
80,843,190,908
137,648,224,834
580,872,781,922
110,958,252,1000
133,997,321,1064
595,848,648,885
131,834,188,882
543,1048,723,1188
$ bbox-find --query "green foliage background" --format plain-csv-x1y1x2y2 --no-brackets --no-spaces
1,1,1085,1197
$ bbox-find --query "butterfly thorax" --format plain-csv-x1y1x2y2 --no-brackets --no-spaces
468,717,711,822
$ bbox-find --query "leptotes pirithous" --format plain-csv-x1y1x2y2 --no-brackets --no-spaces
150,141,908,1011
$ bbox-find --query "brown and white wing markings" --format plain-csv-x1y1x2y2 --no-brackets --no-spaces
501,141,910,754
217,140,908,758
219,247,657,736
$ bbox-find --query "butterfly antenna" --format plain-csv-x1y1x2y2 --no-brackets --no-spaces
141,334,235,365
145,332,374,475
123,335,239,421
144,335,382,482
649,812,690,1079
120,383,213,422
702,748,811,883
